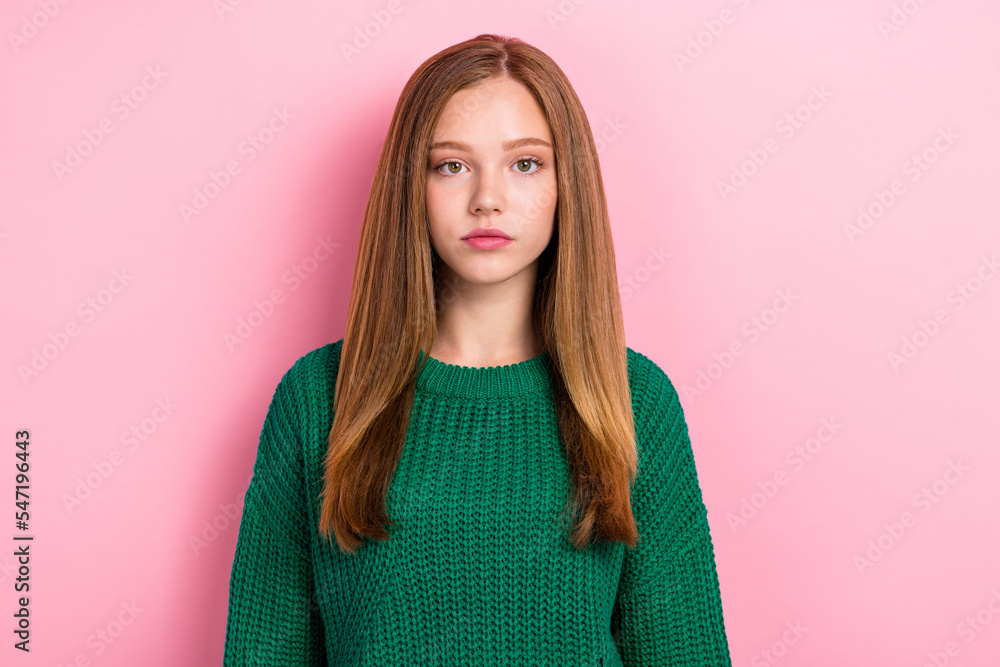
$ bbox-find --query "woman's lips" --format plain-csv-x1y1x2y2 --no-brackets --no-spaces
463,237,513,250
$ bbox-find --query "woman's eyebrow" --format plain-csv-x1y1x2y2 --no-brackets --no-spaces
428,137,552,152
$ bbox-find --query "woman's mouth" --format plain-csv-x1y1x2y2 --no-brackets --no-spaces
461,227,513,250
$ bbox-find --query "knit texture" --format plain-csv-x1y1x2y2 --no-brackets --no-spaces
223,338,732,666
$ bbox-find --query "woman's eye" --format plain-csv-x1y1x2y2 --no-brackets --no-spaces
434,158,544,177
514,159,538,174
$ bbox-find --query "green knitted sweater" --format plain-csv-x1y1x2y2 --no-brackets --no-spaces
223,338,732,666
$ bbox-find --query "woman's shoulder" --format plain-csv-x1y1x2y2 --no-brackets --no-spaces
287,338,344,378
624,346,682,411
623,347,702,507
623,345,689,449
272,338,344,407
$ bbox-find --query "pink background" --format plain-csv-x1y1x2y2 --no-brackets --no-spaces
3,1,999,665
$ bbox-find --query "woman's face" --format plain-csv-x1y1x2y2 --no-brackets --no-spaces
425,77,557,292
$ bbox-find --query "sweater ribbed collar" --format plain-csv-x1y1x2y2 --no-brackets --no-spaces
414,349,552,399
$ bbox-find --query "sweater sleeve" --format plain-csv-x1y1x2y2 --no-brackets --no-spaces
611,360,732,666
223,367,327,666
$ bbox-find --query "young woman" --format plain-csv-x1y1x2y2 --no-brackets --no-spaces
224,34,733,666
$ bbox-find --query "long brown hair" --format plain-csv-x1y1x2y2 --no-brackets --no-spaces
318,33,638,554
